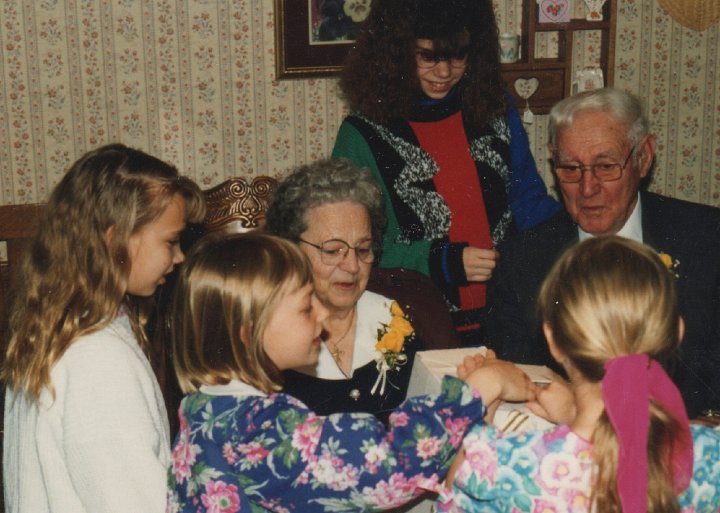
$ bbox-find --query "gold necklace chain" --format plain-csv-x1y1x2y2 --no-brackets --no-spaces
326,308,356,365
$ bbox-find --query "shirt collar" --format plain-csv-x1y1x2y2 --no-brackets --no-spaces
200,379,266,397
293,291,391,380
578,193,643,243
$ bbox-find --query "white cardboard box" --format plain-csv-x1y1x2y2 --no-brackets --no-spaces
407,348,556,432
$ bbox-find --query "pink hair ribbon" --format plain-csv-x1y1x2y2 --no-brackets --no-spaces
601,354,693,513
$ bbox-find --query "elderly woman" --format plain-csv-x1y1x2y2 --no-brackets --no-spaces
266,158,418,423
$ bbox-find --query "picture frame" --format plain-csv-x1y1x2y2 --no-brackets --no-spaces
274,0,366,80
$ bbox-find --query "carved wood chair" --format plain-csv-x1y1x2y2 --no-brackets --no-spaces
0,204,44,352
203,175,278,234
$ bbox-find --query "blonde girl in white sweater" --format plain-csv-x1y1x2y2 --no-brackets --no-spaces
2,144,205,513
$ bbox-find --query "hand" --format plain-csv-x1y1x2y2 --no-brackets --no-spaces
456,349,495,380
463,246,499,283
463,359,538,406
525,375,576,425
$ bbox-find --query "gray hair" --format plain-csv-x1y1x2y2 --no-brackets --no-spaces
266,158,386,244
548,88,649,153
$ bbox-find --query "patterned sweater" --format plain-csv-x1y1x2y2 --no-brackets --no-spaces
333,91,560,337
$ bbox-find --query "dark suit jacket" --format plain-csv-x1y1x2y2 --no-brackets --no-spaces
485,191,720,418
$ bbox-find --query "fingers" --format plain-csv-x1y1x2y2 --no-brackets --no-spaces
463,359,538,404
457,352,488,380
529,380,576,424
463,247,499,283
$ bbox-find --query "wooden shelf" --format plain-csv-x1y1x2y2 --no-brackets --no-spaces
502,0,616,114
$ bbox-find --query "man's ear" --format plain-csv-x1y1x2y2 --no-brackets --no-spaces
636,133,657,179
543,321,565,364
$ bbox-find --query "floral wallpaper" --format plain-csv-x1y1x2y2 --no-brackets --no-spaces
0,0,718,208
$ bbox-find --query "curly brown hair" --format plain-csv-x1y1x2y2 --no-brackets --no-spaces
340,0,506,127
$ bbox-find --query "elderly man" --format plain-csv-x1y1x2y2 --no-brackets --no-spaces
485,88,720,418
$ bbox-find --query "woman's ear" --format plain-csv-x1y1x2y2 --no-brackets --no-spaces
104,224,116,247
239,326,251,347
543,322,565,364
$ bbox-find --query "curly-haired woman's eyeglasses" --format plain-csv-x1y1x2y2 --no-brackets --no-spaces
415,48,468,69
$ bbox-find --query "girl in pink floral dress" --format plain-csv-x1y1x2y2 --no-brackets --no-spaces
438,236,720,513
165,232,536,513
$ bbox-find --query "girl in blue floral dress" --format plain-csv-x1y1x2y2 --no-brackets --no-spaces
438,236,720,513
165,232,536,513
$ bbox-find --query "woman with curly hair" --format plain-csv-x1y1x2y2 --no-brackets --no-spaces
333,0,561,345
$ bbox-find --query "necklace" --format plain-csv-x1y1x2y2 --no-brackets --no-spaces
326,309,356,367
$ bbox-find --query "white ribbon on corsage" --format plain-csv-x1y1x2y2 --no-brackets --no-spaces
371,352,408,396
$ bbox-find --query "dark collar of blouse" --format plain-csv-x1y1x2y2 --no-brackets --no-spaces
409,84,463,123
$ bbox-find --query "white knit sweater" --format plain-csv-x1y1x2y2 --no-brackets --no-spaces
3,313,171,513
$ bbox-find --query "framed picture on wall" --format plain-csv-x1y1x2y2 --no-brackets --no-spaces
274,0,370,79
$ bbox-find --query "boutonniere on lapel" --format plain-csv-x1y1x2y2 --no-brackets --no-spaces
372,301,415,395
659,252,680,278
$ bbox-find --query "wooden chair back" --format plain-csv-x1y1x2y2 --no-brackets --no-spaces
0,204,44,348
367,267,461,351
203,175,278,234
0,176,279,344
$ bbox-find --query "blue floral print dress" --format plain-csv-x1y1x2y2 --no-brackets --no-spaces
167,376,485,513
436,423,720,513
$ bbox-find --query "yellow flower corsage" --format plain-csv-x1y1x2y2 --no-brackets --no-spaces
659,252,680,278
372,301,415,396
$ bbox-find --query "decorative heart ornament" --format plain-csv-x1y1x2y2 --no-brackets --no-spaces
584,0,607,21
514,77,539,100
657,0,720,31
538,0,570,23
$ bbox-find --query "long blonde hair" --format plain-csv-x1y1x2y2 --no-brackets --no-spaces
169,232,314,394
538,236,682,513
2,143,205,400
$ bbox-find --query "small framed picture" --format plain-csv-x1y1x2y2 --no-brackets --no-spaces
274,0,371,79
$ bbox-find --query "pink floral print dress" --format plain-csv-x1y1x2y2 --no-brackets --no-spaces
167,376,485,513
437,423,720,513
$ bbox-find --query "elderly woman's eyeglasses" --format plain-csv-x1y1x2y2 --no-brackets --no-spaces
415,48,468,69
299,238,376,265
553,145,637,183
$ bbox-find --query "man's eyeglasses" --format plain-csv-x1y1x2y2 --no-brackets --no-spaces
553,144,637,183
415,48,468,69
299,238,376,265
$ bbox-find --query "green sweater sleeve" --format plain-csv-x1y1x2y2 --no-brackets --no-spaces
332,120,434,276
